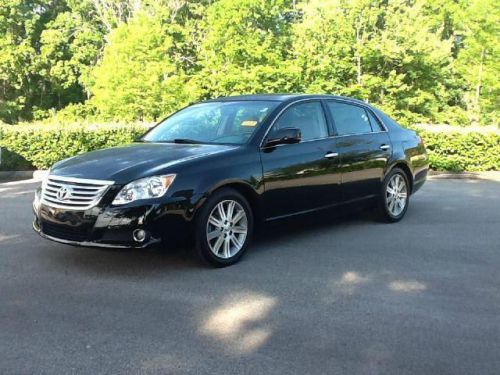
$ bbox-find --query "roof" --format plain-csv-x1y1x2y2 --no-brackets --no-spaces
203,93,369,105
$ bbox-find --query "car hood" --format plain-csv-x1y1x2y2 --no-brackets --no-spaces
50,143,237,184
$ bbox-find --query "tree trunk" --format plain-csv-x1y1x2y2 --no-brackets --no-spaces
472,47,485,125
355,22,362,86
475,47,485,109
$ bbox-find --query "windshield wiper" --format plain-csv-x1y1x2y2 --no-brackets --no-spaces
160,138,203,144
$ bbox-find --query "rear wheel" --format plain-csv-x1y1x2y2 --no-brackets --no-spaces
378,168,410,222
195,188,253,267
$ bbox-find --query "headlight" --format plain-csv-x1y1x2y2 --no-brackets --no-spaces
112,174,176,205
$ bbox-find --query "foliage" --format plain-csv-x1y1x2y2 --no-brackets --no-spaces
292,0,469,125
0,122,150,169
87,1,208,121
0,0,498,126
0,147,33,171
455,0,500,125
413,124,500,171
0,0,104,123
1,122,498,171
190,0,300,99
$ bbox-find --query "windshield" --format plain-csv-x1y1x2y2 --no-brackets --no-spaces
142,101,279,145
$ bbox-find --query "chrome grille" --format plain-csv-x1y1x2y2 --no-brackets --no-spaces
41,175,114,210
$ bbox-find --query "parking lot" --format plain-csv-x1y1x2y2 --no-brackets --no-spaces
1,178,499,374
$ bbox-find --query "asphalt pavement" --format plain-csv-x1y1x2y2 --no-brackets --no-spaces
1,178,499,374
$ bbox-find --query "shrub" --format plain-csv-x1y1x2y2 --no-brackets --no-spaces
0,122,498,172
412,125,500,171
0,123,150,170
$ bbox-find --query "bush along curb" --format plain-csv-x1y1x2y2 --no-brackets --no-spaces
0,123,499,172
0,123,150,170
428,171,500,181
411,124,500,172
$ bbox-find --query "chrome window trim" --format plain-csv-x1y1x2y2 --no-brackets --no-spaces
260,97,389,149
331,130,389,139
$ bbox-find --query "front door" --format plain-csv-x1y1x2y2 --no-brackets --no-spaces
260,101,342,219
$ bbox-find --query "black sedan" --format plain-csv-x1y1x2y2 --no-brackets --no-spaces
33,94,429,266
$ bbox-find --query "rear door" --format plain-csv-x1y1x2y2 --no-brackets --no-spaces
325,101,392,202
260,100,342,219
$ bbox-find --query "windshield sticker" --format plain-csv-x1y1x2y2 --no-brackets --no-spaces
241,120,258,127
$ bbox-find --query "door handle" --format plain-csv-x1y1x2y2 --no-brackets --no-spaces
380,144,391,151
324,152,339,159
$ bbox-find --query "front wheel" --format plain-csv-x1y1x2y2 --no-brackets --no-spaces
194,188,253,267
378,168,410,222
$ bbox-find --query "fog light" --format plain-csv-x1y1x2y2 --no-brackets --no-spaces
133,229,147,243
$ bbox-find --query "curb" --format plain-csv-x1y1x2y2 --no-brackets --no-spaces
428,171,500,182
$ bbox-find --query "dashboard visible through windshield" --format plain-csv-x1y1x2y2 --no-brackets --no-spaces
143,101,279,145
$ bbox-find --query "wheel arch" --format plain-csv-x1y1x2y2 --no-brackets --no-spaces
197,180,263,223
222,182,262,221
387,161,414,194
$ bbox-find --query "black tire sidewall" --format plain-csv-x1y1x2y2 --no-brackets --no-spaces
380,168,410,222
195,188,253,267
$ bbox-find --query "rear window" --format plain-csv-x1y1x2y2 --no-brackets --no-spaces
326,101,373,135
366,110,385,131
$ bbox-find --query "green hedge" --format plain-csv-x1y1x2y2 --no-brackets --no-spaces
0,123,499,171
0,123,150,170
412,125,500,172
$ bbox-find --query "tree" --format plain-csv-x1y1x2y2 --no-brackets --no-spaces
190,0,300,100
88,5,194,120
292,0,468,125
0,0,498,125
0,0,104,123
455,0,499,125
38,1,105,108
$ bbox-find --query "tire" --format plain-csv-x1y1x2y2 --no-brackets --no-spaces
194,188,253,267
378,168,410,222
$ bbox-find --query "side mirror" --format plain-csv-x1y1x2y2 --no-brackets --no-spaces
264,127,302,147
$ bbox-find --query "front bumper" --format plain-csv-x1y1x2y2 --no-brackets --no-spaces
32,219,159,249
32,188,194,249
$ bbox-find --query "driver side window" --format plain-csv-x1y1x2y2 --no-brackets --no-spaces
272,102,328,141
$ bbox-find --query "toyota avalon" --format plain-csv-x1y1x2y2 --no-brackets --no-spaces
33,94,428,266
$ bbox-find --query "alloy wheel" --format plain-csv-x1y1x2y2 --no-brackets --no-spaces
386,173,408,217
206,200,248,259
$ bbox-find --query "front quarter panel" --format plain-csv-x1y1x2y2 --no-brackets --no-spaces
162,146,264,219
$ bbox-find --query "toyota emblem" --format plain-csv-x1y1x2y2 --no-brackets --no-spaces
56,186,71,201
